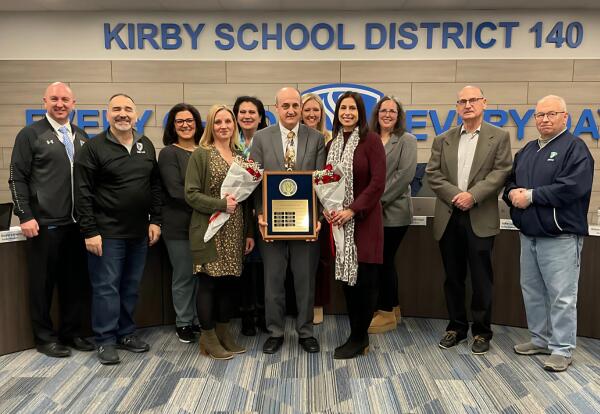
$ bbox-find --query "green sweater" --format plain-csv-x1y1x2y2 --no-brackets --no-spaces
184,146,253,266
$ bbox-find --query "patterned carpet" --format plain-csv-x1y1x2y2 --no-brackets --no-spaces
0,317,599,413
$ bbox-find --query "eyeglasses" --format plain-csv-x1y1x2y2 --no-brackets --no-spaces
175,118,195,126
533,111,565,120
457,97,484,106
379,109,398,115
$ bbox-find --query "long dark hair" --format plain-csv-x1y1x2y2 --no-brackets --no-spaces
233,96,268,131
162,103,204,146
331,91,369,139
369,96,406,136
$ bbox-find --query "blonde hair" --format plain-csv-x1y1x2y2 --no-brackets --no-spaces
301,93,331,142
199,104,238,151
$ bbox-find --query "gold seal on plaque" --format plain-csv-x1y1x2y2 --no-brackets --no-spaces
279,178,297,197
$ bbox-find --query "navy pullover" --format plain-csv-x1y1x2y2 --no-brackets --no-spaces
503,130,594,237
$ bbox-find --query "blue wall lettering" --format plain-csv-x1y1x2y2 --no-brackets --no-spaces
311,23,335,50
285,23,310,50
365,23,386,49
573,109,599,138
475,22,497,48
484,109,509,127
215,23,235,50
262,23,283,50
25,108,600,142
104,23,205,50
406,110,429,140
238,23,259,50
102,21,583,51
509,109,534,139
430,110,457,135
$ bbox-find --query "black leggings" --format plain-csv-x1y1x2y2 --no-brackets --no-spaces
343,263,380,342
377,226,409,311
196,273,237,330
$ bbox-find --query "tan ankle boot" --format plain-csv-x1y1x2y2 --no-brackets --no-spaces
368,310,396,334
216,323,246,354
199,329,233,360
393,306,401,325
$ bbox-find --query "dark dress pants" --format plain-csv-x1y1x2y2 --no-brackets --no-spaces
439,209,494,339
25,223,88,344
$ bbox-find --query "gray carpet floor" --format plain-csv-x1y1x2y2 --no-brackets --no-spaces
0,317,599,413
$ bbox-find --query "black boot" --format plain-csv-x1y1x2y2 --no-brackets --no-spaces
334,336,369,359
241,311,256,336
335,278,373,359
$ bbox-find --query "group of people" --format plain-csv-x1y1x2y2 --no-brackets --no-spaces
8,82,593,372
426,86,593,373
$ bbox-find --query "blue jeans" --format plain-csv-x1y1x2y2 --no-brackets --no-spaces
88,237,148,345
519,233,582,357
164,239,198,327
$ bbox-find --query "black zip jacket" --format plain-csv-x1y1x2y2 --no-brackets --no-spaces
74,129,162,239
9,117,89,225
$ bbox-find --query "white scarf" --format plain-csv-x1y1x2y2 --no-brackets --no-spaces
326,127,360,286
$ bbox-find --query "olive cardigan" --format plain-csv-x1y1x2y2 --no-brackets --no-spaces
184,146,254,266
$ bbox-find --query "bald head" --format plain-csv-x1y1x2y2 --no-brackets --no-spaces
276,87,301,105
44,82,73,99
458,85,484,99
537,95,567,112
43,82,75,124
535,95,569,140
275,87,302,130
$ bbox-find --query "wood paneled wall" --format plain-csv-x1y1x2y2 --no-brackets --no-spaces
1,59,600,221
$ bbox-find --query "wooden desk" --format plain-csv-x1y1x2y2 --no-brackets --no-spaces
1,224,598,356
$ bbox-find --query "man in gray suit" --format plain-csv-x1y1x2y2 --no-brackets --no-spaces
426,85,512,355
250,87,326,354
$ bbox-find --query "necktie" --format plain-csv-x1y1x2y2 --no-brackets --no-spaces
285,131,296,170
59,125,74,163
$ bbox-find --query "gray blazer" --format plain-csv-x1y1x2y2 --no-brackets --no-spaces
250,123,326,214
382,132,418,227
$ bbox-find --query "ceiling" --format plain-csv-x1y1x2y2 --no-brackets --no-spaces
1,0,599,11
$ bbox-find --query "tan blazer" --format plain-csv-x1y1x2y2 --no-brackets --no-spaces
426,121,512,241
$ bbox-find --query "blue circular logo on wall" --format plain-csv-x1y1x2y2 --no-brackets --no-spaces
301,83,384,131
